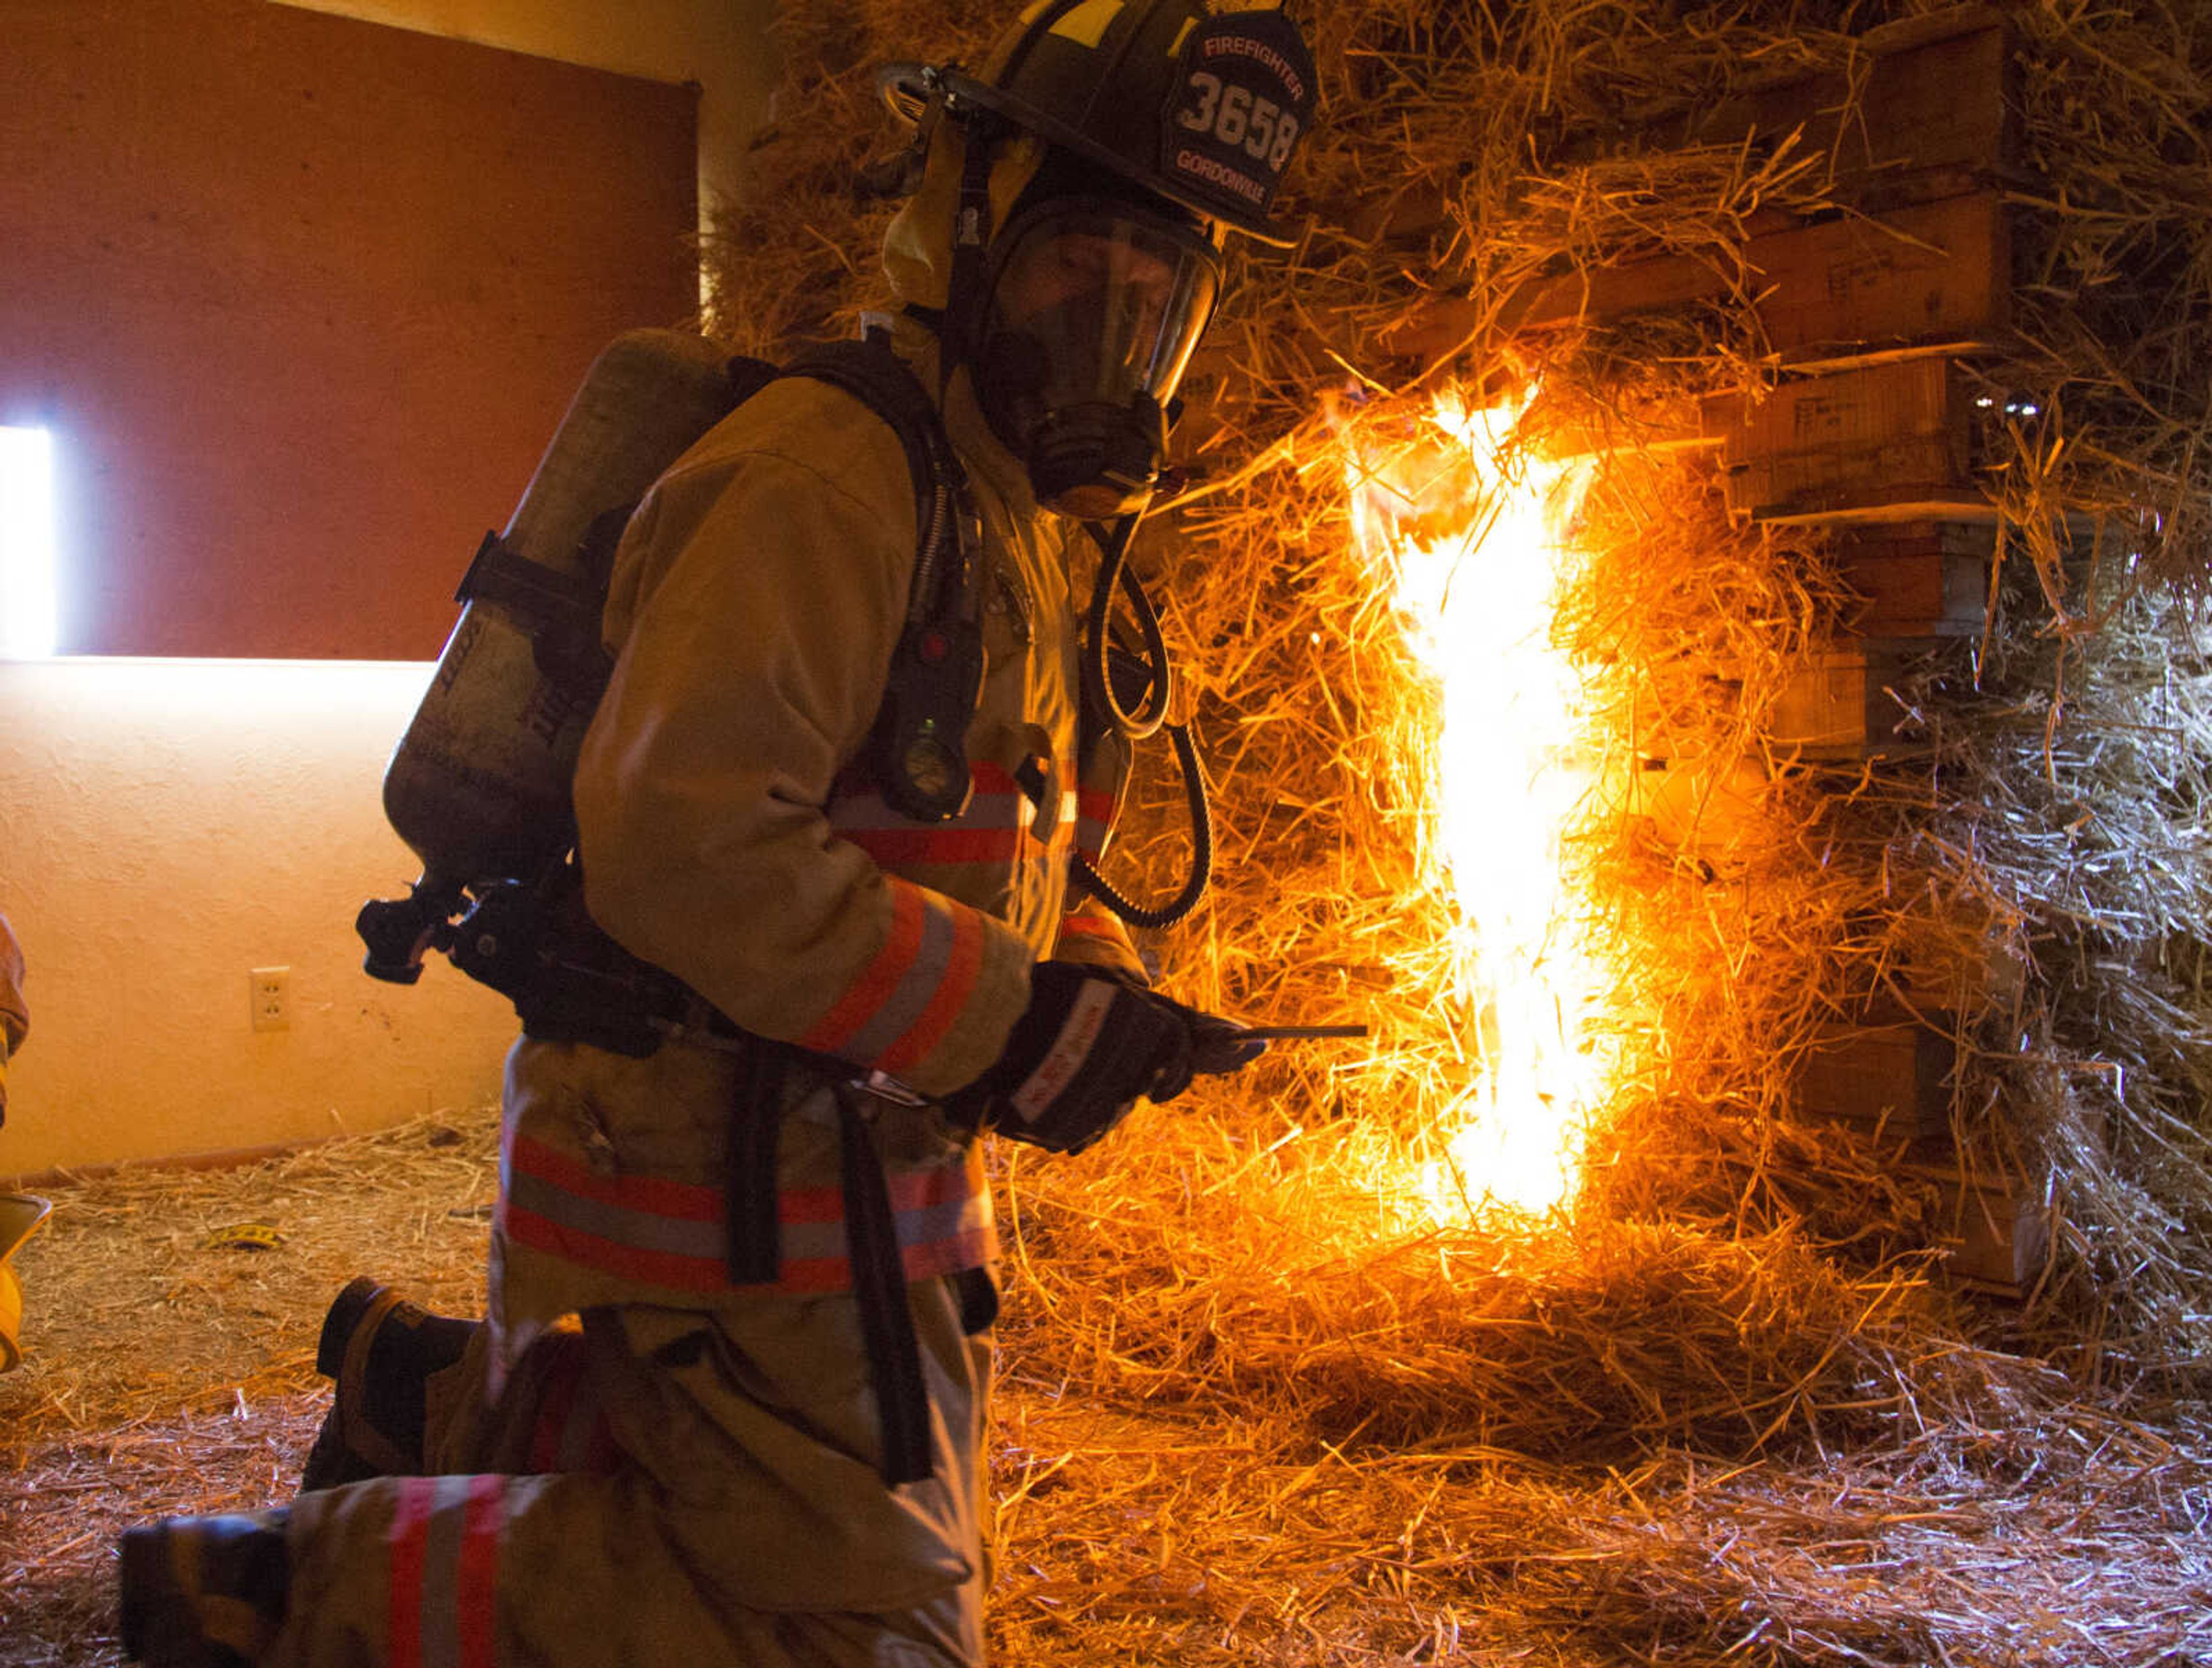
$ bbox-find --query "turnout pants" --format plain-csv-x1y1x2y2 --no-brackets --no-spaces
270,1276,994,1667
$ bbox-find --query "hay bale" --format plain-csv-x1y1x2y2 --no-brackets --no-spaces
703,0,2212,1462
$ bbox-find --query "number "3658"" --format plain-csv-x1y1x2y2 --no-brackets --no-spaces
1175,71,1298,170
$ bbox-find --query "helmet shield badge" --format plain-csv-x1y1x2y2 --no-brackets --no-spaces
1157,8,1315,238
974,196,1222,518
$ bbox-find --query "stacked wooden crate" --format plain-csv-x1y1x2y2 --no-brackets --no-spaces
1557,9,2047,1290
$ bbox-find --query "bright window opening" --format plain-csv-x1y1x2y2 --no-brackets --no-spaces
0,425,58,659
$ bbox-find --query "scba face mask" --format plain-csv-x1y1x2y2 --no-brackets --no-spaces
972,196,1222,520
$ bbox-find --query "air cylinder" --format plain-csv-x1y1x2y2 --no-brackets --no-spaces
380,329,737,894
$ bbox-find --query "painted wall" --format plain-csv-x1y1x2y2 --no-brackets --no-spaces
0,2,781,1174
276,0,781,237
0,659,520,1177
7,0,703,659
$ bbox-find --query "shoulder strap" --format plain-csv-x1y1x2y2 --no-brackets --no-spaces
770,332,987,824
772,332,971,630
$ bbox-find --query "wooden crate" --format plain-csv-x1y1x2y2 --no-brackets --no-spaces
1797,1017,1956,1139
1560,9,2016,206
1904,1159,2052,1293
1705,357,1981,523
1715,12,2012,202
1769,644,1929,758
1393,188,2011,366
1830,520,1993,638
1761,194,2012,365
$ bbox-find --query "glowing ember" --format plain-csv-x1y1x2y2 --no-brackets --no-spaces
1348,389,1603,1225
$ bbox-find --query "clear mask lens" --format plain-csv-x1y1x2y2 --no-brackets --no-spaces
974,199,1221,487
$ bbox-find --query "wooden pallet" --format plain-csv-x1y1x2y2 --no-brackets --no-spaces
1904,1159,2052,1293
1705,357,1985,523
1830,520,1993,638
1557,9,2017,207
1797,1015,1957,1140
1767,643,1936,759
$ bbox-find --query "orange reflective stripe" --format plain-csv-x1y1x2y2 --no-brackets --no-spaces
800,881,926,1055
384,1475,506,1668
503,1196,727,1292
843,825,1025,865
501,1134,996,1297
505,1129,719,1223
454,1476,503,1668
775,1222,995,1294
1056,911,1120,942
1075,786,1116,860
387,1478,433,1668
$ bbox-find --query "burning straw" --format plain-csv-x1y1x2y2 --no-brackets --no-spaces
695,0,2212,1421
13,7,2212,1665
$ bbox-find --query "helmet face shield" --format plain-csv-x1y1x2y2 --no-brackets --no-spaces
973,197,1223,515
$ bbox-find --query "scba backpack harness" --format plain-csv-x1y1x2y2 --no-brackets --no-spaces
358,326,1001,1487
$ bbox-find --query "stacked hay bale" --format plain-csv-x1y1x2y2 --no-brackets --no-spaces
703,0,2212,1455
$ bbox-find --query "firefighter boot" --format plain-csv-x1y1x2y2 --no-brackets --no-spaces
299,1276,478,1491
118,1510,290,1668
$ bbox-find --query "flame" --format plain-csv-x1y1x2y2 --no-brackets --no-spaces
1347,388,1605,1226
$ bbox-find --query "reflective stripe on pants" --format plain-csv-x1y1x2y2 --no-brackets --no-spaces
274,1279,993,1667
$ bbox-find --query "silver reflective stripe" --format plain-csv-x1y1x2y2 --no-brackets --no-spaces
505,1167,722,1261
417,1474,473,1668
841,895,957,1063
779,1190,983,1263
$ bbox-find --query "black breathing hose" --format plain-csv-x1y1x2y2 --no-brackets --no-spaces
1074,514,1213,930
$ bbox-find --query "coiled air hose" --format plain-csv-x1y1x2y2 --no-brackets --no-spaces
1072,513,1213,930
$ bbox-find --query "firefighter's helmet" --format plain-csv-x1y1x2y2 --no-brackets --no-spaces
878,2,1316,515
880,0,1316,247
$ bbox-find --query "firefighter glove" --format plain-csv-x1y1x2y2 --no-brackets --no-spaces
946,961,1194,1153
1142,990,1268,1079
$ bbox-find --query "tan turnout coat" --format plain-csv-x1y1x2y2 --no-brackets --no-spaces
274,128,1148,1668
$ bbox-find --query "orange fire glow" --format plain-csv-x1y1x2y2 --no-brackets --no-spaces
1348,389,1606,1225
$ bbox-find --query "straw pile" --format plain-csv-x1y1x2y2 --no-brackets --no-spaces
12,3,2212,1664
1,1116,499,1663
694,0,2212,1651
7,1120,2209,1666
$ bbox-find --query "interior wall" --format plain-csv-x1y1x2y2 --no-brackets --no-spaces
3,0,706,659
275,0,780,231
0,659,518,1180
0,2,780,1174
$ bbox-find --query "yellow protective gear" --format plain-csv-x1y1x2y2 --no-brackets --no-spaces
882,118,1043,317
571,321,1143,1104
0,909,26,1126
252,188,1147,1666
1,1192,52,1373
0,909,26,1052
273,1273,991,1666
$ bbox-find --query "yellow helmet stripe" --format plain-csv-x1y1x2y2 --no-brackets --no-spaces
1047,0,1124,50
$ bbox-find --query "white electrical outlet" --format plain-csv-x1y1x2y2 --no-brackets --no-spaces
250,965,291,1032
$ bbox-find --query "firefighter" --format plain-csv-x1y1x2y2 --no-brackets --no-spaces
118,3,1313,1663
1,908,45,1377
0,909,24,1112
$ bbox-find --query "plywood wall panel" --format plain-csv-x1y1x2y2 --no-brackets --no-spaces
0,0,699,658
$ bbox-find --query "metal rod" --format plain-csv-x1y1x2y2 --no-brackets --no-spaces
1229,1023,1371,1041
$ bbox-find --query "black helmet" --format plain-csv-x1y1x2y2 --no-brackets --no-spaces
881,0,1316,248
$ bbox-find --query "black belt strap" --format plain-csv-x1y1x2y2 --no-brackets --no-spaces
833,1084,935,1487
724,1041,786,1286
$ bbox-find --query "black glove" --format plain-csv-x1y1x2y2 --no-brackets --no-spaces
1139,989,1269,1082
945,962,1195,1154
